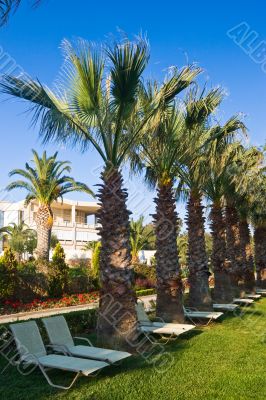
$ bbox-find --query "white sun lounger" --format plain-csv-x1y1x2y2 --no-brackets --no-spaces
42,315,131,365
9,321,108,390
256,288,266,295
183,306,224,325
245,293,261,300
213,303,239,312
233,298,254,305
136,302,195,344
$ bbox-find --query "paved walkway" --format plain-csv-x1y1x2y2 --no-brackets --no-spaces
0,294,157,324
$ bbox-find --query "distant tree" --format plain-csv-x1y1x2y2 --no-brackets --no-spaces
48,243,68,297
50,233,59,249
6,150,93,264
0,248,17,299
0,222,36,261
130,216,154,263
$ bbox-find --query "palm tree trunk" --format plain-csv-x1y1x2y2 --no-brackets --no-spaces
254,226,266,289
35,204,53,265
96,167,138,351
153,181,184,323
210,202,233,303
239,219,255,293
225,205,244,297
186,192,212,310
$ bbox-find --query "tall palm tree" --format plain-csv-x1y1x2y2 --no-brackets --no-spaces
203,119,246,303
176,87,224,310
0,36,164,348
6,150,92,264
130,73,202,322
223,146,262,296
249,172,266,289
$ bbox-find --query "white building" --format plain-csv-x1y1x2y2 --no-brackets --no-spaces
0,198,100,259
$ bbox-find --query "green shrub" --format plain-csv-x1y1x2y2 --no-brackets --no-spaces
134,263,156,282
89,241,101,289
136,288,156,297
91,241,101,279
0,248,18,300
48,243,69,298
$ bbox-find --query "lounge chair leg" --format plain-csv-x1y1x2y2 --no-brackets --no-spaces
39,364,81,390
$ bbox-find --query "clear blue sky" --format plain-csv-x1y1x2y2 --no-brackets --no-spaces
0,0,266,226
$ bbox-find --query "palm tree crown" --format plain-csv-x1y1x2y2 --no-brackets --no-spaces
6,149,93,205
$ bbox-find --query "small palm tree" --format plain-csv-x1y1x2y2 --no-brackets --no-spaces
6,150,93,264
0,221,35,261
130,216,153,264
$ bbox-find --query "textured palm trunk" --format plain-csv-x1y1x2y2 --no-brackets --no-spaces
210,202,233,303
254,226,266,289
225,205,244,297
96,167,138,351
35,204,53,265
239,219,255,293
186,192,212,310
153,181,184,323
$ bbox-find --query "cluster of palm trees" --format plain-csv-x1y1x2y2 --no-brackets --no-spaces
1,36,265,350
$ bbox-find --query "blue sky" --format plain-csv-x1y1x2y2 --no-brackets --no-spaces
0,0,266,226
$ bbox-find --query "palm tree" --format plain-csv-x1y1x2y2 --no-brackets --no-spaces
0,36,162,349
249,172,266,289
223,146,262,296
130,73,202,322
0,0,41,26
203,119,246,303
0,221,35,261
6,150,92,265
176,87,224,310
130,216,153,264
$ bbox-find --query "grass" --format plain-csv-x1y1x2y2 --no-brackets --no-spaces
0,299,266,400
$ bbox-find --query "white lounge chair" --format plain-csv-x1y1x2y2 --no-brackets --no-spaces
42,315,131,365
9,321,108,390
136,302,195,344
213,303,239,312
183,306,223,325
256,288,266,295
233,298,254,305
245,294,261,300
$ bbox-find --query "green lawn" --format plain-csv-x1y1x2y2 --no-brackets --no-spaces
0,299,266,400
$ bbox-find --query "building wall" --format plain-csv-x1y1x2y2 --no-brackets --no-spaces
0,199,100,258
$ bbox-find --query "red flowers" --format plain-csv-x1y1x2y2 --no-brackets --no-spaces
1,292,99,315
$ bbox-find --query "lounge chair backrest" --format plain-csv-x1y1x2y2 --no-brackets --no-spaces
42,316,74,347
10,321,47,359
135,302,152,325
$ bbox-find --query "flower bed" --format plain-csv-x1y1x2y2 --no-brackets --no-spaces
0,292,99,315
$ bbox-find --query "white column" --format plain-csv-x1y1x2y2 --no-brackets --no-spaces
72,205,76,249
71,205,76,224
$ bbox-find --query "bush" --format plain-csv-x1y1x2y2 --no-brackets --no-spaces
134,263,156,282
135,288,156,297
0,248,18,300
91,242,101,279
48,243,69,298
89,241,101,289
